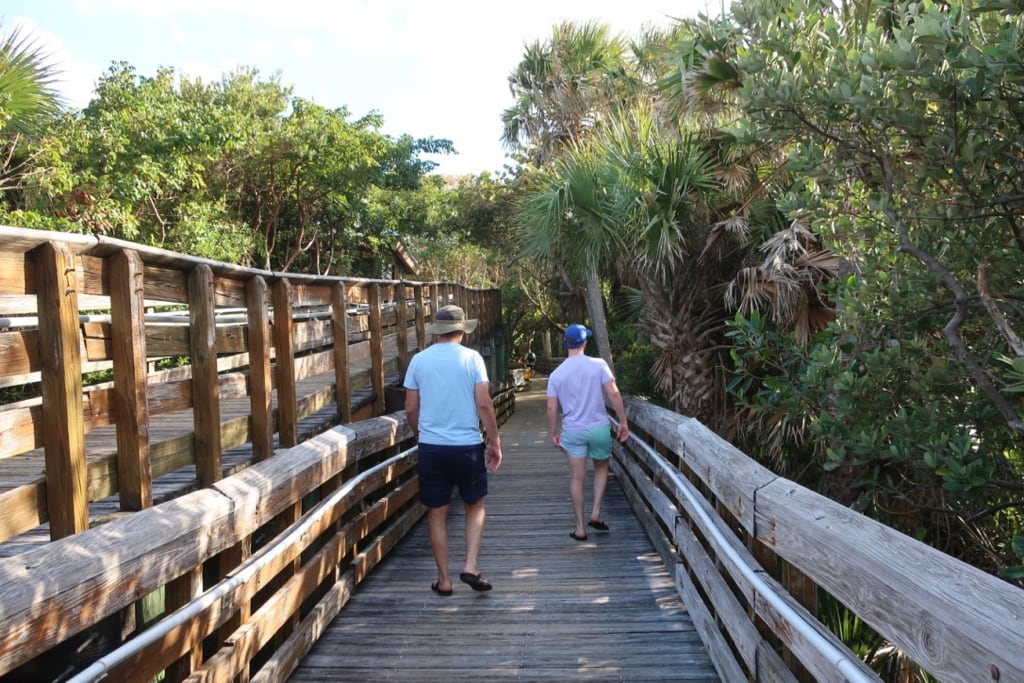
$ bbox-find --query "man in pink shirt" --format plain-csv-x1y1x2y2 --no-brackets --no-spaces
546,324,629,541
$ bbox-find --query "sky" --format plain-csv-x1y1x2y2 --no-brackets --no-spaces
8,0,718,177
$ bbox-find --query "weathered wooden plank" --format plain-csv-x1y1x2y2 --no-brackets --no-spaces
757,479,1024,682
0,400,42,459
624,397,776,535
181,481,421,683
189,264,221,486
288,282,333,308
367,284,385,416
412,284,426,351
110,249,153,510
394,282,409,383
331,283,351,424
0,414,413,676
0,480,46,540
273,278,298,448
248,276,273,462
35,241,89,538
0,328,36,379
131,323,253,358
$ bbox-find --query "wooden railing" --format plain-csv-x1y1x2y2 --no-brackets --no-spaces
617,397,1024,683
0,225,512,681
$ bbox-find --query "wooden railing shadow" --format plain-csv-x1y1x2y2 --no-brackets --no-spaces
0,225,512,681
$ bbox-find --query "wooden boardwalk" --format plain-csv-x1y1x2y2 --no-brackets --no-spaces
289,379,720,682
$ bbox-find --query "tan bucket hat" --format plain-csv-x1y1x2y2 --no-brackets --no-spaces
426,304,478,335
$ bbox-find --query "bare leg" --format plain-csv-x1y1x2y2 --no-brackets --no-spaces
462,498,486,576
427,504,451,590
590,458,609,524
566,454,587,536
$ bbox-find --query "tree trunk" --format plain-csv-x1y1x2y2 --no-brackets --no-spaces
583,268,614,372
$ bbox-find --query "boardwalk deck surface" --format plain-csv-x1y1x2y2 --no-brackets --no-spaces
289,380,720,682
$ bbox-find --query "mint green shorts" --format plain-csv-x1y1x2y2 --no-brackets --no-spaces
560,425,612,460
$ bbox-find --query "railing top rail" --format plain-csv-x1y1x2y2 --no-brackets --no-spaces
0,224,497,291
621,396,1024,682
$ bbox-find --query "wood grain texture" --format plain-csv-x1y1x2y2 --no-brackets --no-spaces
110,249,152,510
756,480,1024,682
188,264,221,486
35,241,89,538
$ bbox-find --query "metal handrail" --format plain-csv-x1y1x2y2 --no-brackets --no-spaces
68,446,414,683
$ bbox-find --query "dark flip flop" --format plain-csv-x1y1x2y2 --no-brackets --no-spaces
587,520,609,532
569,531,588,541
459,572,493,592
431,581,453,596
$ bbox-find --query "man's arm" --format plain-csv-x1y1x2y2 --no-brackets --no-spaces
474,382,503,472
546,396,562,449
404,388,420,441
603,379,630,442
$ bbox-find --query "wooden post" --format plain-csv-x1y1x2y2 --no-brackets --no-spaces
110,249,152,510
367,283,386,416
216,539,252,654
247,276,273,462
34,241,89,538
331,282,352,423
413,283,426,351
395,281,409,380
467,288,477,347
165,566,203,681
272,278,298,448
783,562,818,683
189,264,222,486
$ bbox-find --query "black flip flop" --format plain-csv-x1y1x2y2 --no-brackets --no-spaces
587,520,609,531
459,572,493,592
431,581,453,596
569,531,588,541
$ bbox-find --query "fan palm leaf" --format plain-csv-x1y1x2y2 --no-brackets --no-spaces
0,23,64,136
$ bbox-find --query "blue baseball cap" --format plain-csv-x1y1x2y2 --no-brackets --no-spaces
563,324,592,349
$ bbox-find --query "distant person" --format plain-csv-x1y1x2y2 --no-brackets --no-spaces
404,305,503,595
546,324,629,541
525,349,537,370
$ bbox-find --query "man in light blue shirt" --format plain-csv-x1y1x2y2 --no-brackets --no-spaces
404,305,503,595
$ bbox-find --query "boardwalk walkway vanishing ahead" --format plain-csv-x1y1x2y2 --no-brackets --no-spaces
289,379,720,682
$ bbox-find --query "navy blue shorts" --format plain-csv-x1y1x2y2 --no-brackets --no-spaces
417,442,488,508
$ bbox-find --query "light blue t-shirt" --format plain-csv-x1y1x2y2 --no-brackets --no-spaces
547,354,615,431
404,341,489,445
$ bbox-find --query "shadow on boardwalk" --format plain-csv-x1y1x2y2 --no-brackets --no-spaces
290,379,720,682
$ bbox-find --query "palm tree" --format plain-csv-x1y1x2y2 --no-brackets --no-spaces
501,20,637,168
517,138,628,368
580,103,837,429
504,21,642,367
586,19,840,430
0,22,64,198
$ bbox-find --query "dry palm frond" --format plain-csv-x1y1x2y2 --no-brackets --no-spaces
699,212,750,262
716,162,751,194
795,248,841,279
759,219,815,260
724,266,773,314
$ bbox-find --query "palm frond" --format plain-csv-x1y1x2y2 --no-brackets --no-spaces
0,23,65,135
